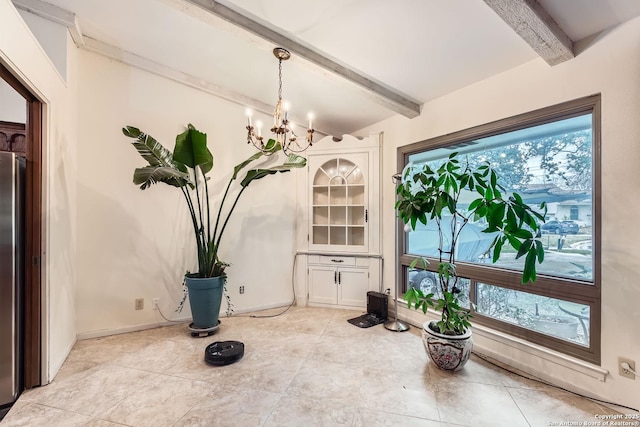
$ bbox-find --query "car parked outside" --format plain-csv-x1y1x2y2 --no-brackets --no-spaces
540,220,579,234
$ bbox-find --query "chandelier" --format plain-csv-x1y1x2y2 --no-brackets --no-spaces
245,47,314,156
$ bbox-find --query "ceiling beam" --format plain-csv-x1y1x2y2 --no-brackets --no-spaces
181,0,421,119
483,0,574,66
12,0,84,46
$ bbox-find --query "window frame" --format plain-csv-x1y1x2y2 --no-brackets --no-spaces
397,95,601,364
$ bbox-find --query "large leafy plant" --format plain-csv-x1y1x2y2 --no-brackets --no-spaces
396,152,547,335
122,124,306,278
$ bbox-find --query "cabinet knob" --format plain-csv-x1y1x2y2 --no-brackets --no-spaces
330,259,344,263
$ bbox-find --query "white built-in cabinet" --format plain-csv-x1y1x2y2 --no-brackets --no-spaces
296,133,382,309
310,153,368,252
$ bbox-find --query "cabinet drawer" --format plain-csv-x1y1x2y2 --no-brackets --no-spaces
319,255,356,266
317,255,356,266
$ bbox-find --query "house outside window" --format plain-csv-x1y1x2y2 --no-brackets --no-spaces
570,205,580,220
398,96,601,363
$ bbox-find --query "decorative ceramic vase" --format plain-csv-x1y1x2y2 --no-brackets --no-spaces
422,321,473,371
184,275,225,329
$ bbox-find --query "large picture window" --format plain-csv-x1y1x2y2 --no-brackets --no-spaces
398,96,600,363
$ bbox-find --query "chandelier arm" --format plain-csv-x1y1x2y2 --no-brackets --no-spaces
244,47,314,156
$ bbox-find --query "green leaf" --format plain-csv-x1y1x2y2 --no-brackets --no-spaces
468,198,483,212
522,249,538,283
173,124,213,174
484,185,494,201
513,229,533,239
535,240,545,263
488,202,506,228
506,234,522,250
492,237,504,263
133,166,190,189
232,151,264,180
515,238,532,259
122,126,190,188
240,154,307,187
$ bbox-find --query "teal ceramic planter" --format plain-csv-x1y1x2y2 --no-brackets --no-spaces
185,275,225,329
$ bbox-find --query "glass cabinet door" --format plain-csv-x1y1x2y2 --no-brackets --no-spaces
310,154,368,251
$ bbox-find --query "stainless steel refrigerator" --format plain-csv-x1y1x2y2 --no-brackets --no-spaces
0,151,25,417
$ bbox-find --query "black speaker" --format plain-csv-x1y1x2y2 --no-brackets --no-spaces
367,291,388,320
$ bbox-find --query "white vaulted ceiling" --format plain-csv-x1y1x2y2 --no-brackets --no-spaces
17,0,640,137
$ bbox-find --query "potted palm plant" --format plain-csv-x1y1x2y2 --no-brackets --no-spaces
396,152,546,371
122,124,305,331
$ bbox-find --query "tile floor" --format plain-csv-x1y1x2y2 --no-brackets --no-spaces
1,306,623,426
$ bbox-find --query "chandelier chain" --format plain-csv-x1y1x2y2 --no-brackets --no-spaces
245,47,314,156
278,58,283,103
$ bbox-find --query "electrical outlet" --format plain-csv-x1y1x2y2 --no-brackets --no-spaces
135,298,144,310
619,357,636,380
152,298,159,310
239,285,245,294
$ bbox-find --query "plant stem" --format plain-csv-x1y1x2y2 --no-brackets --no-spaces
205,170,211,249
212,178,234,254
180,185,204,274
192,167,205,246
211,185,248,275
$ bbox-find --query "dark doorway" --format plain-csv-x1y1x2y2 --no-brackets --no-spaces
0,62,43,392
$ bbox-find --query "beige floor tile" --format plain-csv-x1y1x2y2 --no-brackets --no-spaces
320,309,369,338
49,358,101,382
286,358,367,402
249,328,322,359
66,331,158,365
0,402,92,426
2,306,624,427
508,387,623,427
99,374,212,427
353,408,441,427
264,395,357,426
422,353,552,395
18,364,156,417
173,386,281,427
356,364,439,421
435,381,529,427
83,419,129,427
111,338,188,373
308,334,377,365
217,351,305,393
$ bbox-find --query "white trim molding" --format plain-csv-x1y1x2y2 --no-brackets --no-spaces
12,0,84,46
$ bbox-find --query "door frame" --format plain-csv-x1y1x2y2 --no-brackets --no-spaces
0,62,43,389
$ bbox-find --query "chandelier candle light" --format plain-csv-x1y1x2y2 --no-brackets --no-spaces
245,47,315,155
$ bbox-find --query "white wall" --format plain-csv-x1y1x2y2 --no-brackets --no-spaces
357,18,640,410
0,79,26,123
75,49,299,336
0,0,78,382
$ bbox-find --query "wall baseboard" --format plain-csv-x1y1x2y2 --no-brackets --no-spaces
76,301,295,341
47,337,77,384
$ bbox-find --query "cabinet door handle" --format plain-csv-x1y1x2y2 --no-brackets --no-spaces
365,209,368,223
330,259,344,263
334,271,337,284
338,271,342,284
